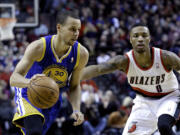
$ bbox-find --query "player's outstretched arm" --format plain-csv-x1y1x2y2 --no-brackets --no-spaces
69,45,89,126
81,55,129,80
161,50,180,73
9,39,44,88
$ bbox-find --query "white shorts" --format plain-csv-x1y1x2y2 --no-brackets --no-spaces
122,90,180,135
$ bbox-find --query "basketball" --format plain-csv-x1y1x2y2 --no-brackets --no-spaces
27,76,59,109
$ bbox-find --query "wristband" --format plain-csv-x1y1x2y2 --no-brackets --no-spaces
73,110,80,113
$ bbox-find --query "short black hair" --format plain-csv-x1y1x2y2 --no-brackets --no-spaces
56,9,79,25
130,22,150,33
130,22,147,29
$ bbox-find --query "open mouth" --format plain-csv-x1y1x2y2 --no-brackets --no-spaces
137,43,145,46
137,44,145,49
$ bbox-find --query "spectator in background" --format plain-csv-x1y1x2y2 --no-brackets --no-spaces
82,96,107,135
0,80,8,100
83,20,97,55
120,96,133,116
81,82,100,105
96,51,110,64
0,80,15,135
102,110,128,135
34,24,49,37
98,90,119,117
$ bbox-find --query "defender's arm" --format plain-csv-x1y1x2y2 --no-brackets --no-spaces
161,50,180,73
81,55,129,80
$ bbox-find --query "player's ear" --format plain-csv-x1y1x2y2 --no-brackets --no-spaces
56,24,61,32
129,32,132,44
149,36,151,42
129,35,132,44
148,36,151,44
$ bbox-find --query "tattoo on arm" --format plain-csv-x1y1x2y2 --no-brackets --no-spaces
99,63,117,73
163,50,180,71
99,55,127,73
171,55,180,71
81,55,128,81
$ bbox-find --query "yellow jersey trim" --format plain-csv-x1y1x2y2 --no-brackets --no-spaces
59,46,72,63
51,35,59,62
21,129,25,135
51,35,72,63
37,37,46,62
74,43,80,69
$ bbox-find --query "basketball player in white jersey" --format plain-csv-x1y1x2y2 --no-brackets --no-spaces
82,23,180,135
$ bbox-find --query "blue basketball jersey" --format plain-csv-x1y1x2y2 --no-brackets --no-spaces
24,35,80,95
13,35,80,135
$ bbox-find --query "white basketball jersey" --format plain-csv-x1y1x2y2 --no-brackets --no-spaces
126,47,179,97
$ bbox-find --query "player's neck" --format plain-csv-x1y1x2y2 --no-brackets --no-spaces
134,48,152,67
53,35,70,57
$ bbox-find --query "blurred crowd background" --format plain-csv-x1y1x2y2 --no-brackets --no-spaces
0,0,180,135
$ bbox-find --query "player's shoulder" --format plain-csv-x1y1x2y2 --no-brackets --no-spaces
160,49,176,60
27,38,44,52
25,38,45,60
75,43,89,69
159,49,179,70
78,43,89,59
117,55,129,66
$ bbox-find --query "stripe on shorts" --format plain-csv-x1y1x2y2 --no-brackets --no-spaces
15,87,25,116
174,101,180,120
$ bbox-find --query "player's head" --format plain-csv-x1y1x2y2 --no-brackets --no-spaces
56,9,81,46
130,23,151,53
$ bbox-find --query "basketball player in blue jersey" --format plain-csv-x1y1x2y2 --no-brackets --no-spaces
10,9,89,135
82,23,180,135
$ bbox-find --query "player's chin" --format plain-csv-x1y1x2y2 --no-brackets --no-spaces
68,41,76,46
135,48,145,53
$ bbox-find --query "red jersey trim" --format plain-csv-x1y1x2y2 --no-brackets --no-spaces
132,86,173,97
160,49,171,73
132,47,154,71
125,54,130,74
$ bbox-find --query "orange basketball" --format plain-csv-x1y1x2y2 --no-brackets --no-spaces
27,76,59,109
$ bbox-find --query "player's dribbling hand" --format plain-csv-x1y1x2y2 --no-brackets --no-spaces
31,74,46,81
71,111,84,126
28,74,46,87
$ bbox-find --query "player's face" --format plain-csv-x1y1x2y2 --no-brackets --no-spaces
130,26,151,53
59,17,81,46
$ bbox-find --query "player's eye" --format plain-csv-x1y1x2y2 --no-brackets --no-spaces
71,28,76,32
133,34,138,38
142,34,148,37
